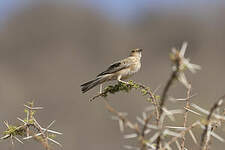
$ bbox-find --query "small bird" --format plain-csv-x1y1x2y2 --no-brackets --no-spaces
81,48,143,93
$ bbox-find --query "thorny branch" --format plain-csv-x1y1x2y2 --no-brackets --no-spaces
156,70,178,149
181,84,191,149
0,102,62,150
104,100,153,150
162,121,199,150
91,81,160,121
200,95,225,150
156,42,201,149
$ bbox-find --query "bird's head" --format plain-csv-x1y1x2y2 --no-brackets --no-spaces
130,48,143,58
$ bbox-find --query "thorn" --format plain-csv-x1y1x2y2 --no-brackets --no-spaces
24,104,43,110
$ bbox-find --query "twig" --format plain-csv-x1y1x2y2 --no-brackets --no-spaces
181,84,191,149
104,100,153,150
90,92,107,101
140,113,153,150
90,81,156,101
156,70,178,149
1,102,62,150
104,100,141,134
91,81,160,123
134,82,160,121
200,95,225,150
161,121,199,150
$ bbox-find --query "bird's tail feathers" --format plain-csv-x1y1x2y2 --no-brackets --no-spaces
81,77,106,93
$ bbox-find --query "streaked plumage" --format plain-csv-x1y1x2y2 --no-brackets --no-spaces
81,48,142,93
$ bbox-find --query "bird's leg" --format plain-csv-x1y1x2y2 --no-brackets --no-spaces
118,79,129,84
117,76,129,84
99,84,103,94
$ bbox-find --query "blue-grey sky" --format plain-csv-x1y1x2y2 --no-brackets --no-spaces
0,0,223,22
0,0,30,21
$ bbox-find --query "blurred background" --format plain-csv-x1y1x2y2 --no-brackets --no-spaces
0,0,225,150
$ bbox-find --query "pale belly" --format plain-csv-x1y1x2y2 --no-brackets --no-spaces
108,62,141,80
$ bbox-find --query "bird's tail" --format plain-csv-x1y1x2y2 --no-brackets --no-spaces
81,76,106,93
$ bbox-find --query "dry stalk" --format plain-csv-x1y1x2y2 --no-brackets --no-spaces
104,100,153,150
181,84,191,149
1,102,62,150
91,81,159,122
161,121,199,150
200,95,225,150
156,70,178,149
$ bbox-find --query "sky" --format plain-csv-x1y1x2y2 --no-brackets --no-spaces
0,0,223,22
0,0,30,21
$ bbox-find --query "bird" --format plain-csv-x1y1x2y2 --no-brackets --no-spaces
81,48,143,93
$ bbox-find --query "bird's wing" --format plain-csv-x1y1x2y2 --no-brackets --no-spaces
97,57,134,77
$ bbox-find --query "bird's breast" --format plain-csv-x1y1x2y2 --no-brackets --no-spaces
120,62,141,80
130,62,141,74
